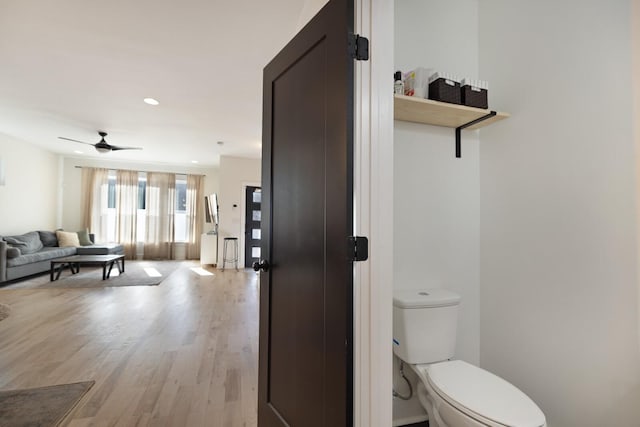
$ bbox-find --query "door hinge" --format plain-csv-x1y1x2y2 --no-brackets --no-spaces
348,34,369,61
348,236,369,262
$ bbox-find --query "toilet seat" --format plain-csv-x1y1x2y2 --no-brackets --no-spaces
414,360,546,427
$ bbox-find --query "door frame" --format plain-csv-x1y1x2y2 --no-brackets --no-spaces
352,0,394,425
240,181,261,269
251,0,394,422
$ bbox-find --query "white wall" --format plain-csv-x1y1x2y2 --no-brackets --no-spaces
0,133,59,234
217,155,261,267
296,0,329,31
394,0,481,365
479,1,640,426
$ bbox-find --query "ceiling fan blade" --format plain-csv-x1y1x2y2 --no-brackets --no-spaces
58,136,95,146
59,133,141,153
110,145,143,151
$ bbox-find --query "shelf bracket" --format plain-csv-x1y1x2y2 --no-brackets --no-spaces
455,111,497,158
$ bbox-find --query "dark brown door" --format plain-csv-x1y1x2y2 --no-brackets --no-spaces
258,0,354,425
245,186,262,268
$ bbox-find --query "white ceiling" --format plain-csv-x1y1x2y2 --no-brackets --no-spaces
0,0,308,167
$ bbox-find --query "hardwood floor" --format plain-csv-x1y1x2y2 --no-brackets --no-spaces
0,261,259,427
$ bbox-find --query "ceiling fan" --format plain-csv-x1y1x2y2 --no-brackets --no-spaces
58,131,142,153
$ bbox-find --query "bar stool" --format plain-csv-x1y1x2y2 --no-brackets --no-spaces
222,237,239,271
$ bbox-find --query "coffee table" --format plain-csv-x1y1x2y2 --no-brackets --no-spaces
50,254,125,281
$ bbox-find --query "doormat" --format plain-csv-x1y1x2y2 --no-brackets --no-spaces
0,380,94,427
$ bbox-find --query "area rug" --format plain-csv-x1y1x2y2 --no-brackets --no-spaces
7,261,182,290
0,380,94,427
0,303,10,321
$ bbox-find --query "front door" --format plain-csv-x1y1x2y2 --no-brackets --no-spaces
258,0,354,425
245,186,262,268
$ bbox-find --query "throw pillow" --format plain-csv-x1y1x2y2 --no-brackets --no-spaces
56,230,80,248
77,229,93,246
38,230,59,247
6,247,21,258
3,231,43,254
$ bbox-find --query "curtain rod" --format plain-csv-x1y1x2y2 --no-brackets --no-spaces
74,165,206,177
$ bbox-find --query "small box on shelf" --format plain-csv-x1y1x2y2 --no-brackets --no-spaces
428,72,462,105
403,67,434,98
461,78,488,109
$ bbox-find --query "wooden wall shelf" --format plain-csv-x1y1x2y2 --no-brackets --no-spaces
394,94,509,129
393,94,510,157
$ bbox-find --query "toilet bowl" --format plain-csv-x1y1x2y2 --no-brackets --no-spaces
413,360,546,427
393,289,546,427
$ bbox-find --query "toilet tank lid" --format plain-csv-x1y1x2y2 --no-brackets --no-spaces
393,289,461,308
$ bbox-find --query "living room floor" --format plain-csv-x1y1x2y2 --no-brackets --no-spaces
0,261,258,427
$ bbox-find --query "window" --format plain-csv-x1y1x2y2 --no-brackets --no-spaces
107,175,116,208
107,171,148,209
104,170,190,243
176,177,187,211
136,174,147,243
106,172,117,242
175,175,187,242
138,178,146,209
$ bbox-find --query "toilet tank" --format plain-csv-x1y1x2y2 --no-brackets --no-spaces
393,289,461,364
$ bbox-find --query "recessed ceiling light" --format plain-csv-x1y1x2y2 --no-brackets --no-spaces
74,150,83,154
191,160,199,164
144,98,159,106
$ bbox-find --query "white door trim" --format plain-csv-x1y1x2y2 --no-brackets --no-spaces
353,0,394,425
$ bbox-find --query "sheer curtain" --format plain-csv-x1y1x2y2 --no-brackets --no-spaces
81,167,110,242
144,172,176,259
185,174,204,259
115,170,139,259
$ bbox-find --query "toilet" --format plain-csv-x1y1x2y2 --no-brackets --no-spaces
393,289,546,427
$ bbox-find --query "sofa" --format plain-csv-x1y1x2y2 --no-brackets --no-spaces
0,230,124,283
